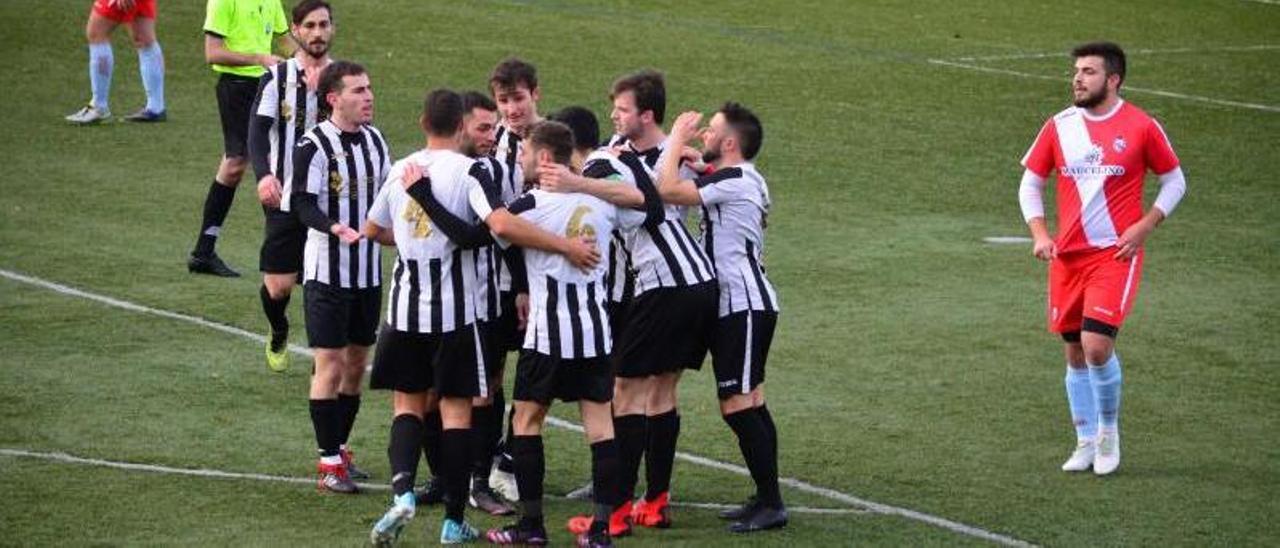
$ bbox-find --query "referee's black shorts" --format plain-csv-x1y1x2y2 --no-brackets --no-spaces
303,281,381,349
215,72,259,158
370,323,487,397
513,350,613,405
711,310,778,400
613,281,717,378
259,206,305,274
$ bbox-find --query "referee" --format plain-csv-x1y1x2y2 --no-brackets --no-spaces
188,0,289,278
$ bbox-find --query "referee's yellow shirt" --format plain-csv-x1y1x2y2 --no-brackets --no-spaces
204,0,288,78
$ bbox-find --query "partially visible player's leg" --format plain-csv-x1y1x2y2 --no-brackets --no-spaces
67,7,119,123
190,73,256,276
1049,253,1096,471
713,311,786,533
468,322,515,515
1080,249,1143,476
124,8,165,121
337,343,370,479
371,390,428,546
611,375,649,511
310,347,358,493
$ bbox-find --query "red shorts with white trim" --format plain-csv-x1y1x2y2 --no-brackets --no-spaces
93,0,157,22
1047,247,1144,334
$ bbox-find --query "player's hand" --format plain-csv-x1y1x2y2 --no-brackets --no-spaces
680,145,708,172
564,235,601,272
111,0,137,11
670,111,703,142
331,223,361,245
537,161,581,193
1032,235,1057,261
256,175,283,208
257,53,285,67
400,163,429,191
1113,218,1153,260
515,293,530,331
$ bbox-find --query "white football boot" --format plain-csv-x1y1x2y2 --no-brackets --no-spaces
1093,429,1121,476
1061,438,1096,472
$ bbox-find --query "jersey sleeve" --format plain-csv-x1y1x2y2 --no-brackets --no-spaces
270,0,289,35
254,68,279,118
1020,119,1057,178
696,168,750,206
367,176,394,229
293,137,326,195
1145,119,1181,175
467,174,504,222
203,0,234,37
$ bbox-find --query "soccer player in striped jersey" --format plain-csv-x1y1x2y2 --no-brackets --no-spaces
484,120,656,548
485,57,541,502
66,0,166,124
248,0,333,374
657,105,787,533
1019,42,1185,476
365,90,599,546
188,0,291,278
290,61,390,495
539,70,717,532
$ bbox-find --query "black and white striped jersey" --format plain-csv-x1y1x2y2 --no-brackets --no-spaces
293,120,391,289
469,156,506,322
254,59,320,212
368,149,493,333
491,124,526,292
592,137,715,296
504,189,647,359
695,162,779,317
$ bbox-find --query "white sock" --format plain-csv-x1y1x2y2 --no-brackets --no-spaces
89,42,114,110
137,42,165,112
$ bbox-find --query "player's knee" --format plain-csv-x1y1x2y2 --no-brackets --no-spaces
718,394,754,417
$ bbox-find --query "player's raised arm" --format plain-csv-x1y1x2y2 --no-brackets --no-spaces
538,160,645,208
656,111,704,206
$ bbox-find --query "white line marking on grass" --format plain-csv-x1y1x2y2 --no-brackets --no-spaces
1242,0,1280,5
0,448,865,515
0,268,1033,546
927,59,1280,113
984,236,1033,244
948,44,1280,63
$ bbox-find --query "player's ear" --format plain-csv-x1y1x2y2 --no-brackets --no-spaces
419,114,428,133
530,86,541,104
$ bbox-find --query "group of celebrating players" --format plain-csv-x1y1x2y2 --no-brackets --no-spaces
176,0,786,545
74,0,1189,545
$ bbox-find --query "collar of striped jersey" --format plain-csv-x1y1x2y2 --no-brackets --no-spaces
338,128,363,147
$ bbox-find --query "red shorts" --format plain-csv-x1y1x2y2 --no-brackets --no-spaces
92,0,156,22
1047,247,1144,334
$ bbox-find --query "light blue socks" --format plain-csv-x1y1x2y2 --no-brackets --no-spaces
1088,353,1123,430
89,42,114,109
1064,365,1097,440
137,41,165,112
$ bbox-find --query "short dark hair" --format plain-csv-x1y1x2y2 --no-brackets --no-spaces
422,88,464,136
528,121,574,166
461,90,497,114
1072,41,1126,87
611,69,666,124
719,102,763,160
291,0,331,25
549,106,600,153
489,58,538,94
317,60,366,114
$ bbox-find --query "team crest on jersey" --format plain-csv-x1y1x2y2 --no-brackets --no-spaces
1113,135,1127,153
328,170,343,194
281,103,293,121
402,200,433,239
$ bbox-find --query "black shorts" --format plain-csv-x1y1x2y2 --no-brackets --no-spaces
513,350,613,405
613,282,717,378
259,207,305,274
605,298,630,347
215,73,259,158
303,281,381,348
477,319,509,380
491,290,526,352
370,323,487,397
711,310,778,399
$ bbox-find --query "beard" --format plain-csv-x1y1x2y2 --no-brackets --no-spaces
303,40,329,59
1073,86,1107,109
460,139,479,158
701,145,722,165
